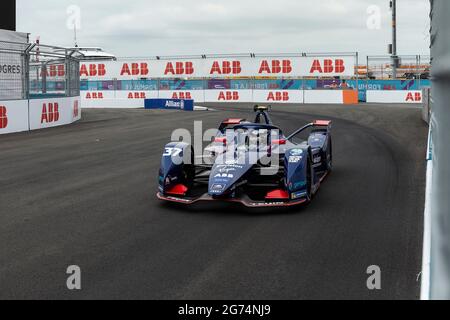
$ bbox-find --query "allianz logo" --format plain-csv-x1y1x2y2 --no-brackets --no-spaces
165,100,185,109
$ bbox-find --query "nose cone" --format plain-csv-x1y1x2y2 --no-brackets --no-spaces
208,161,254,196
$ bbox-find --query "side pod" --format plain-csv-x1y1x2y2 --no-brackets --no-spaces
158,142,194,195
284,147,311,200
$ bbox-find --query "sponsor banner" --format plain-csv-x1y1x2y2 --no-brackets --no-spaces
158,90,204,103
115,91,158,100
204,90,253,103
84,90,116,100
366,90,423,103
0,100,29,134
82,91,158,108
80,56,356,80
253,90,304,104
304,90,344,104
29,96,81,130
72,96,82,122
144,99,194,111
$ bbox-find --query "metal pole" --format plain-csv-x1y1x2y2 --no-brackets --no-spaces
391,0,397,79
429,0,450,300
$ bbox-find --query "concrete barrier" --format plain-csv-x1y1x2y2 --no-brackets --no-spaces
0,96,81,135
422,88,432,124
81,89,359,107
0,100,30,134
29,97,81,130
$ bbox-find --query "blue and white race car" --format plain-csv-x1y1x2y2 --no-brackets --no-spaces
157,106,332,207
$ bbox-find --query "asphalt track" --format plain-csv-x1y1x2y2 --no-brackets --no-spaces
0,103,427,300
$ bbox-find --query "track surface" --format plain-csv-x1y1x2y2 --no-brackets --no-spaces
0,103,427,300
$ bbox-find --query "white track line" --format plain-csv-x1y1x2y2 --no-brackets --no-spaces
420,127,433,300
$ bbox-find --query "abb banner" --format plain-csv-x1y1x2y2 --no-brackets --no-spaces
29,96,81,130
84,91,115,100
253,90,304,104
158,90,205,103
366,90,423,104
115,91,159,100
204,90,253,103
81,90,158,108
0,100,29,134
80,56,356,80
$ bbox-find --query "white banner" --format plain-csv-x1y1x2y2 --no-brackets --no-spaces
115,91,158,100
253,90,304,104
204,90,253,103
304,90,344,104
0,100,29,134
366,90,423,104
83,90,116,100
29,96,81,130
80,56,356,80
158,90,205,103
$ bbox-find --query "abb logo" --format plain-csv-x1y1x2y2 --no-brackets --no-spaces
128,92,146,99
172,92,192,100
259,60,292,74
218,91,240,101
120,63,149,76
41,103,60,124
73,100,79,118
406,92,422,102
42,65,65,77
309,59,345,74
164,62,194,75
85,92,104,99
80,64,106,77
0,106,8,129
267,92,290,101
210,61,242,75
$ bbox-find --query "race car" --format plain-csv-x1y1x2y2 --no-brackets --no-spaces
157,106,332,207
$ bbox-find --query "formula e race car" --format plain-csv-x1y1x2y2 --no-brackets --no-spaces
157,106,332,207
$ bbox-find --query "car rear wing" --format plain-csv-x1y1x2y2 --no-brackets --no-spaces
287,120,332,141
313,120,332,128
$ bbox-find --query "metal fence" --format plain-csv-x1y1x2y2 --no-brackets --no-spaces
365,55,431,80
0,40,29,100
0,40,80,101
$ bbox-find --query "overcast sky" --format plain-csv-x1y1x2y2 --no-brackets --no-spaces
17,0,430,58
